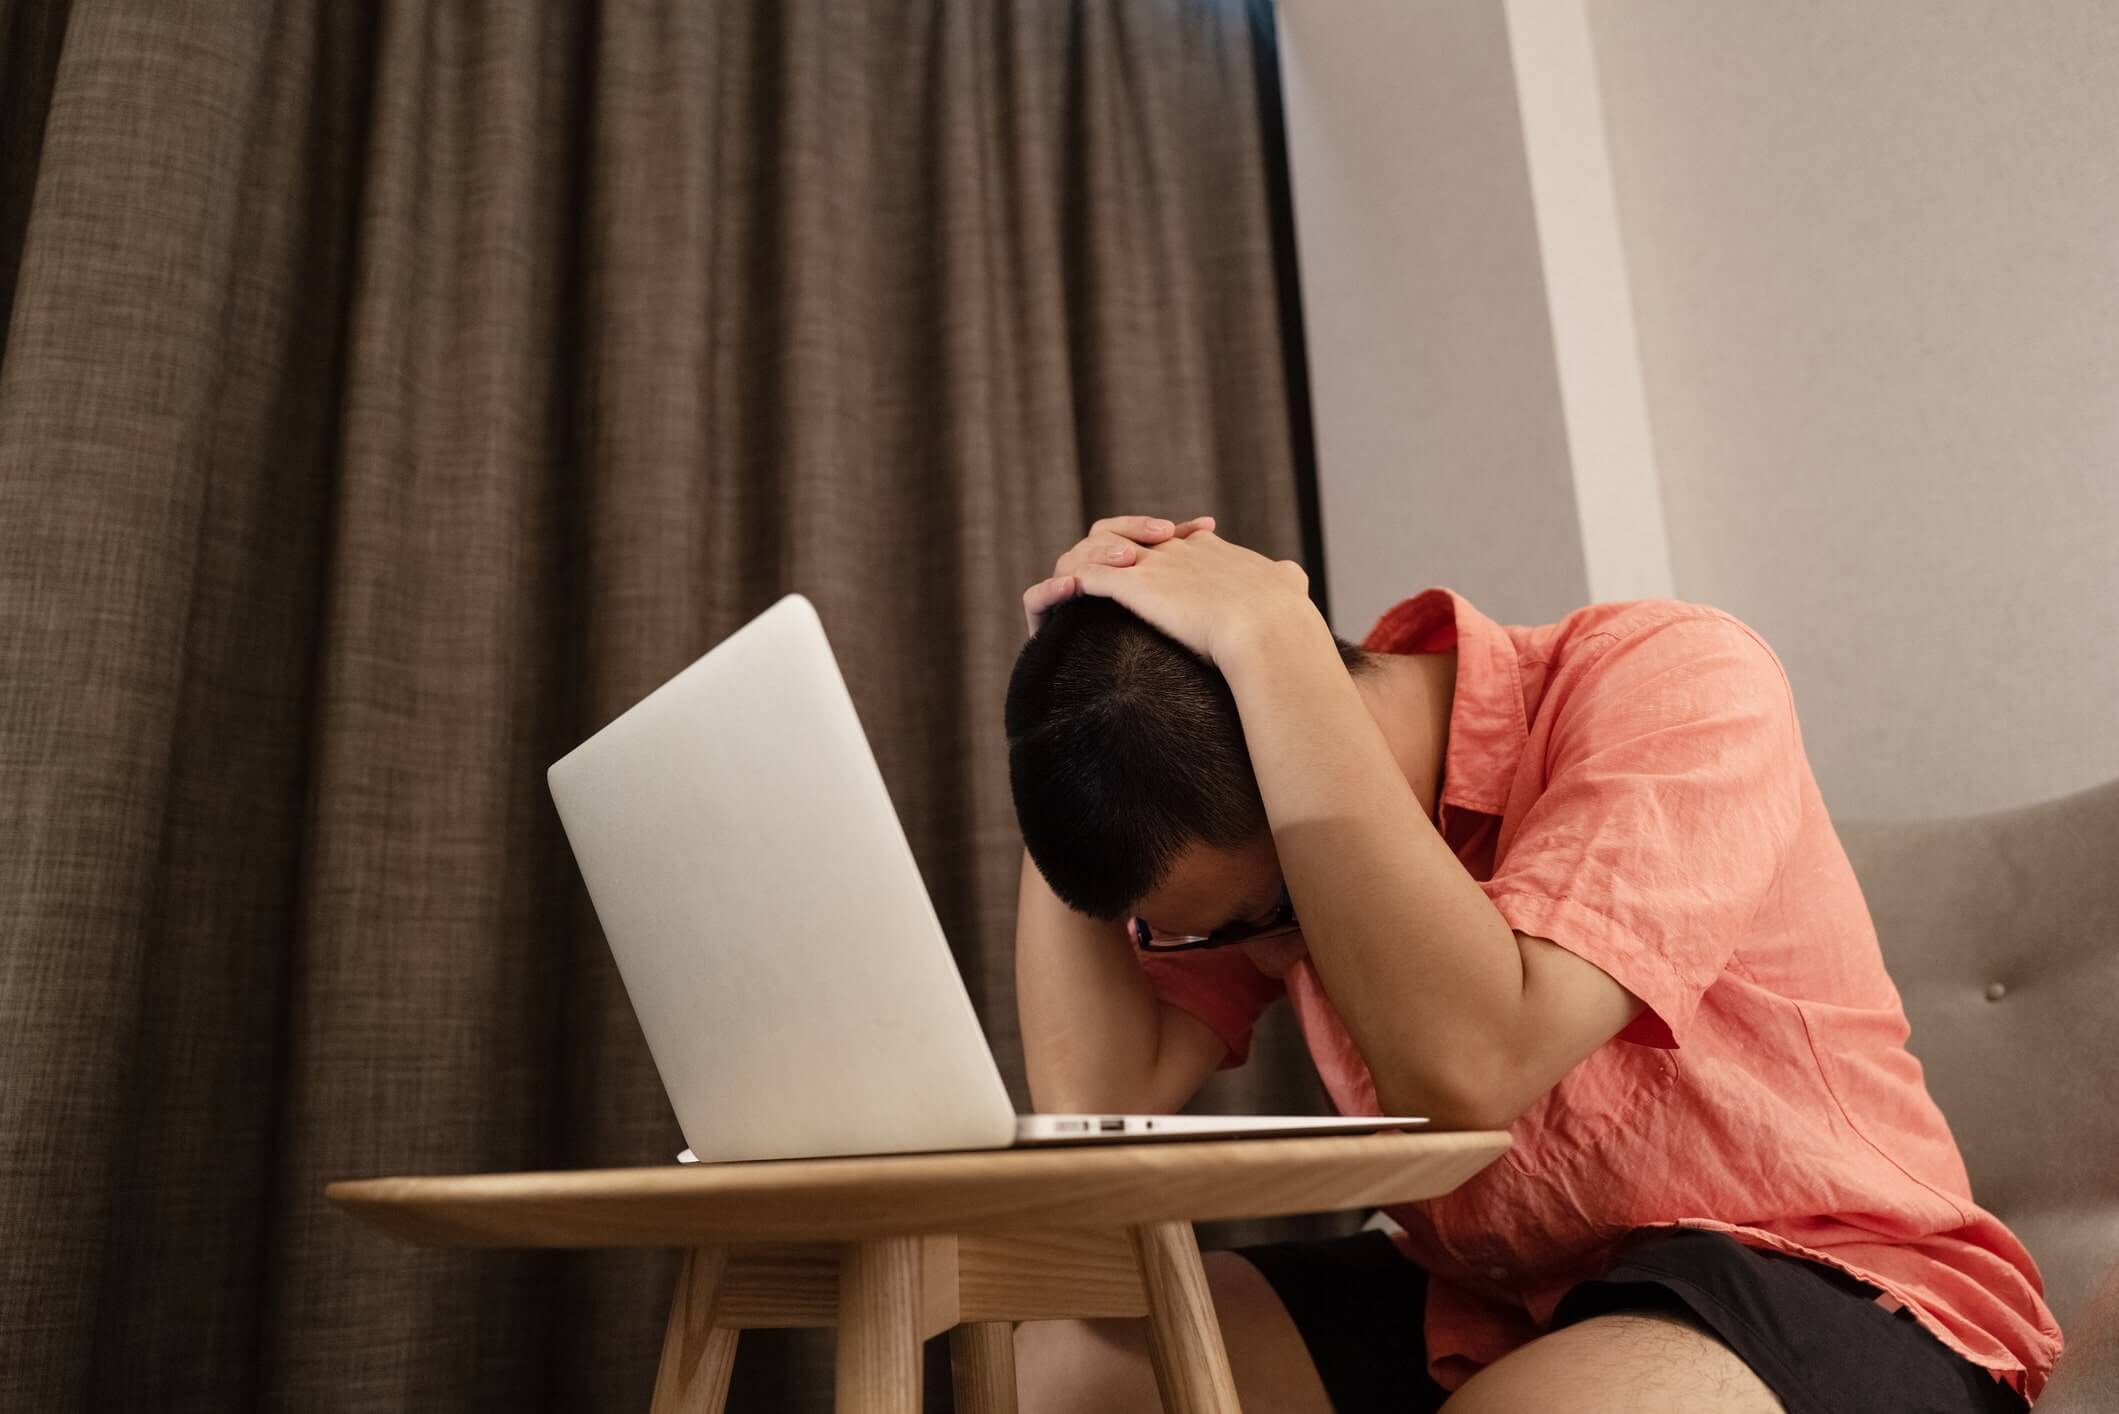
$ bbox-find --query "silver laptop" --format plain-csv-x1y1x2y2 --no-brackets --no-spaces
546,592,1425,1164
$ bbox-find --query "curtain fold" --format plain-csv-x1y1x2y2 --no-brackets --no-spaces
0,2,1341,1408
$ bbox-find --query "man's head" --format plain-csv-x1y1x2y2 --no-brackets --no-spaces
1004,595,1382,934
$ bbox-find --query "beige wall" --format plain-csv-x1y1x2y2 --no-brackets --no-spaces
1276,0,1591,633
1587,1,2119,819
1281,1,2119,820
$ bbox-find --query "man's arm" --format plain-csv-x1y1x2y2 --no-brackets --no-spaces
1014,846,1228,1115
1218,605,1644,1130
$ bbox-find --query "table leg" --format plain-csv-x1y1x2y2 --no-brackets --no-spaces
1127,1221,1242,1414
652,1246,740,1414
949,1321,1019,1414
836,1236,924,1414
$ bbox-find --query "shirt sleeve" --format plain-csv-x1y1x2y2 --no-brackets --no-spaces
1480,613,1806,1050
1130,944,1285,1069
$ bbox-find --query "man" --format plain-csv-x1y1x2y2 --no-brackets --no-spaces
1003,515,2059,1414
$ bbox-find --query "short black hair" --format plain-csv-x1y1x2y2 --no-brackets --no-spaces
1004,595,1383,921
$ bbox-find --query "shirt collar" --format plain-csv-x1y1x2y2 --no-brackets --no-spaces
1360,587,1528,818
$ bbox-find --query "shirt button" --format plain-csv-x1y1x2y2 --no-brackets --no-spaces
1486,1264,1509,1281
1985,981,2008,1002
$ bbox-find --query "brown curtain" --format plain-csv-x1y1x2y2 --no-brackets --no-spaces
0,1,1342,1409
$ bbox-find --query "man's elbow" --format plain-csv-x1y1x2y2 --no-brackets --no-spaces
1375,1056,1524,1133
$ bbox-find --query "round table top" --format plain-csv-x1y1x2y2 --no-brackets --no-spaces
326,1128,1509,1247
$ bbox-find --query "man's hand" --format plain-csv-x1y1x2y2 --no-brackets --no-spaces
1023,514,1218,636
1067,525,1318,667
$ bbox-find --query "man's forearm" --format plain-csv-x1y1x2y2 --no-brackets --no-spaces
1219,605,1526,1124
1013,847,1165,1113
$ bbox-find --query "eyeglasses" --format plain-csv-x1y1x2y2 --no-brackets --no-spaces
1128,884,1299,953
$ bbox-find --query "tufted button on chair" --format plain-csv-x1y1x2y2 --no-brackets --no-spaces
1838,778,2119,1408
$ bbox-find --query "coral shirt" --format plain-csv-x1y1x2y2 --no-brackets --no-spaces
1136,588,2060,1400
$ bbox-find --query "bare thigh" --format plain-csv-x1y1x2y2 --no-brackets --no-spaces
1440,1310,1788,1414
1014,1249,1333,1414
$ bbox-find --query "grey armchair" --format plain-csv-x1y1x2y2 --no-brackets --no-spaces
1840,778,2119,1408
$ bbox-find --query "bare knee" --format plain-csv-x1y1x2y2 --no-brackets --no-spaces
1014,1314,1160,1414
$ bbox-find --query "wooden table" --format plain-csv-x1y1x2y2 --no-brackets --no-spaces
327,1129,1508,1414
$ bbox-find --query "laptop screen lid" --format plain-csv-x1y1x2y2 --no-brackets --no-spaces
547,593,1017,1162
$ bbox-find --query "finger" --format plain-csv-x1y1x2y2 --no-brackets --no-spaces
1023,574,1078,613
1070,515,1216,570
1055,514,1208,578
1056,535,1147,578
1090,514,1179,543
1062,515,1199,573
1022,574,1078,634
1068,561,1114,600
1067,561,1135,612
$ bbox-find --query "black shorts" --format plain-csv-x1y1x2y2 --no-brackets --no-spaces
1231,1226,2028,1414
